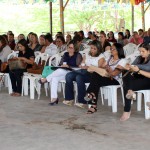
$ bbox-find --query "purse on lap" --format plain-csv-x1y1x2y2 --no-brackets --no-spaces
8,58,27,70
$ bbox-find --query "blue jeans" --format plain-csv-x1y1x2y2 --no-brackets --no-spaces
65,71,90,104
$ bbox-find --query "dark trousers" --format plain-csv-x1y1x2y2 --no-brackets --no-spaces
9,69,25,94
123,73,150,112
86,72,119,105
65,71,90,104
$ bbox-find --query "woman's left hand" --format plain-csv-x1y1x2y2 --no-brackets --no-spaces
130,65,139,72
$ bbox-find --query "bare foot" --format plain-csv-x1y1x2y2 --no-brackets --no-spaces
14,93,21,97
10,92,16,96
120,112,131,121
126,90,136,100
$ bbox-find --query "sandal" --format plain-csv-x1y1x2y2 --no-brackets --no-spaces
87,106,97,114
84,93,96,104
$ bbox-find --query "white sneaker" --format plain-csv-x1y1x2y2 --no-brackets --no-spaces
63,100,74,106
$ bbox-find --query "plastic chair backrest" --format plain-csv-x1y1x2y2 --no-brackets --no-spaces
123,43,137,57
7,52,18,61
48,54,61,66
34,51,41,57
34,53,49,65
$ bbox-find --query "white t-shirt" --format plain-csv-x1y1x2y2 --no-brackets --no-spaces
107,57,127,81
45,43,58,56
85,53,102,67
0,45,12,62
101,50,111,62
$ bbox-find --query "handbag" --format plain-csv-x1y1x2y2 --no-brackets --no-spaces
27,62,44,74
0,60,8,73
8,58,27,70
42,66,54,78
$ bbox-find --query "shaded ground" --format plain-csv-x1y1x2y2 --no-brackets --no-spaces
0,88,149,150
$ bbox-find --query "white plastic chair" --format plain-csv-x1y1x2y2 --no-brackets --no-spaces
0,51,19,94
123,43,137,57
100,79,125,113
135,90,150,119
44,53,62,97
34,51,41,57
21,53,50,99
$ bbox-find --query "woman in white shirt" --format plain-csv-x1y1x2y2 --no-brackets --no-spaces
63,40,103,108
0,35,11,62
84,43,125,114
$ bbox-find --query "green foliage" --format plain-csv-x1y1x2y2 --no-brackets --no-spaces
0,0,149,37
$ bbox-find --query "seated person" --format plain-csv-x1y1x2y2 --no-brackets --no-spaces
29,33,41,52
44,33,58,56
0,35,11,62
39,40,82,105
130,31,143,45
63,40,104,108
84,43,125,114
56,36,67,54
120,42,150,121
8,33,16,50
9,39,35,96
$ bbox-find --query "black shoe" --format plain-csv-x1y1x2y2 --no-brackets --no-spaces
49,98,59,106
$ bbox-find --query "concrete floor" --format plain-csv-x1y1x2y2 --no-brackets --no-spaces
0,88,150,150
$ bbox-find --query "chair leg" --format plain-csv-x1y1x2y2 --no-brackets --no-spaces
44,83,48,97
120,86,125,105
61,82,65,98
8,76,12,94
110,87,117,113
74,83,77,105
30,79,35,99
137,92,142,111
24,77,29,96
143,92,150,119
107,88,112,106
100,87,104,105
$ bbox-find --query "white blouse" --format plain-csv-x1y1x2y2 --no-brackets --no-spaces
85,53,102,67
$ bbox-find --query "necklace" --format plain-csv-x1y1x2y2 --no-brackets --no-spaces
108,57,120,66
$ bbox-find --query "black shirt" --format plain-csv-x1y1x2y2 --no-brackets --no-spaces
18,48,35,68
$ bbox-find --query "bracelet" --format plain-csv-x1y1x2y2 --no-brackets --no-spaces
137,69,141,74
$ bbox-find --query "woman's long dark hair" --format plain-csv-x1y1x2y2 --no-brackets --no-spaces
113,43,125,59
18,39,29,51
136,42,150,64
89,40,102,57
0,35,7,52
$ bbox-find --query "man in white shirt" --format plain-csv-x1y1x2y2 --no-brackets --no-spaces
44,34,58,56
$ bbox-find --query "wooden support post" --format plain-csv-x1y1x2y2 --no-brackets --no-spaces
49,2,53,35
141,2,145,31
60,0,64,35
131,5,134,33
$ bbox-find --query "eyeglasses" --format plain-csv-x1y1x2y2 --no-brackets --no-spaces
110,48,116,51
68,47,74,49
56,40,62,43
